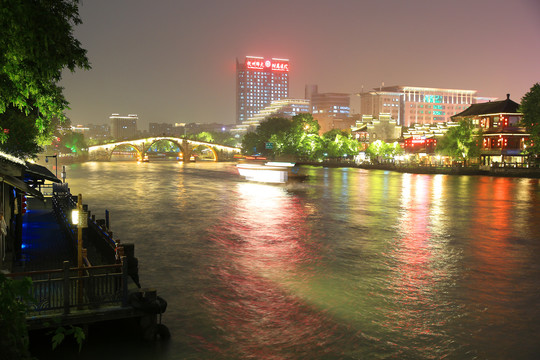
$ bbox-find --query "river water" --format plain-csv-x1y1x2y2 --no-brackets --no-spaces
39,161,540,359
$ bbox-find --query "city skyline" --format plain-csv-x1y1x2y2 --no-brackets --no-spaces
59,0,540,128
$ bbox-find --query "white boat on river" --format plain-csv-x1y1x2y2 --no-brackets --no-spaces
236,159,305,183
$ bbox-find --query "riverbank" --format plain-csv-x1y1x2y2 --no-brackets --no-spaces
298,161,540,178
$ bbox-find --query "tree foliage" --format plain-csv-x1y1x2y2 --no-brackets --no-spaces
0,106,42,158
241,117,293,156
0,274,33,360
241,114,360,161
60,131,86,154
186,131,239,147
436,119,481,162
519,83,540,155
271,114,322,160
366,140,403,162
322,129,360,159
0,0,90,153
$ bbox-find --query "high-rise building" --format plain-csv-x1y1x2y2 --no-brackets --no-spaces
109,114,138,140
358,85,495,127
236,56,290,124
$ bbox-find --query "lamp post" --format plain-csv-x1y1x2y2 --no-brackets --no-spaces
71,194,86,306
45,154,58,178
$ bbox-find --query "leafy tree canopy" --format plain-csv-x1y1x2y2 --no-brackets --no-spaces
0,106,42,158
436,119,481,161
241,114,364,161
60,131,86,154
0,0,90,152
366,140,403,162
241,117,293,156
0,274,33,359
321,129,360,159
519,83,540,154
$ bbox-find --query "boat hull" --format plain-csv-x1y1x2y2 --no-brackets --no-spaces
237,162,304,183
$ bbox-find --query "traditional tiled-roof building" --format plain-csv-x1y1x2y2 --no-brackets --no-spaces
452,94,528,167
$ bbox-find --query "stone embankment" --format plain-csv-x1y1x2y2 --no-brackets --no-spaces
298,161,540,178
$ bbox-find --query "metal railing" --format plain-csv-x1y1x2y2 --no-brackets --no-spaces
7,259,128,315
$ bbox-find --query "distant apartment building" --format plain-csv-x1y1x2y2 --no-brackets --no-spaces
358,85,495,127
70,125,89,134
84,124,111,142
306,85,353,134
149,123,175,137
110,114,138,140
236,56,290,124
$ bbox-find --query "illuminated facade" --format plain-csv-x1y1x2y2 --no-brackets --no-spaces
110,114,138,140
351,114,402,150
236,56,289,124
452,94,528,166
359,85,494,127
234,99,310,134
306,85,353,134
401,122,459,154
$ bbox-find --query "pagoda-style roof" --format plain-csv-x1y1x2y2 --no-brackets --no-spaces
452,94,521,119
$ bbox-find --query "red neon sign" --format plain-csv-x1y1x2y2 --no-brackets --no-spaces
246,59,265,69
245,58,289,72
271,61,289,72
410,135,426,145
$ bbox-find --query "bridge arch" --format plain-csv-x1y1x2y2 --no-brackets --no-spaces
144,138,186,160
190,143,218,162
108,143,143,161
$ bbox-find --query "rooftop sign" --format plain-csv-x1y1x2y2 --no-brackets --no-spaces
245,57,289,72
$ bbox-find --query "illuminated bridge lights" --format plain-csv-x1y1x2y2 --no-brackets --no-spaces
88,137,241,162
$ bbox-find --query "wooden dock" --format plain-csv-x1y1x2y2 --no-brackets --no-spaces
6,186,168,340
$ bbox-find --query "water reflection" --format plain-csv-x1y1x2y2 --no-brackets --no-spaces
44,163,540,359
204,182,338,358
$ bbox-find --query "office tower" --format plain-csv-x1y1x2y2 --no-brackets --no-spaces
236,56,290,124
109,114,138,140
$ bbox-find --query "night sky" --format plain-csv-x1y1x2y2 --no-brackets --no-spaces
59,0,540,128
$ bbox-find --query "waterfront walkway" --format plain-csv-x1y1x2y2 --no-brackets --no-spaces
12,198,75,273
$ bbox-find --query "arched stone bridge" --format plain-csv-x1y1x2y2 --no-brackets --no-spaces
88,137,241,162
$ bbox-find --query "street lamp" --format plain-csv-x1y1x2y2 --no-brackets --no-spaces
45,154,58,178
71,194,87,306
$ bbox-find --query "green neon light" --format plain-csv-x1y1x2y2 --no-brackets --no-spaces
425,95,442,103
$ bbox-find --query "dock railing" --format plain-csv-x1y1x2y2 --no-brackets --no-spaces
6,258,129,315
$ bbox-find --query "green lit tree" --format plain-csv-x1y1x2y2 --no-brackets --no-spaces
241,117,292,156
366,140,403,163
322,129,361,160
270,114,322,160
210,131,239,147
519,83,540,155
60,132,86,154
436,119,481,165
0,0,90,156
194,131,214,143
0,107,42,158
241,131,262,155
